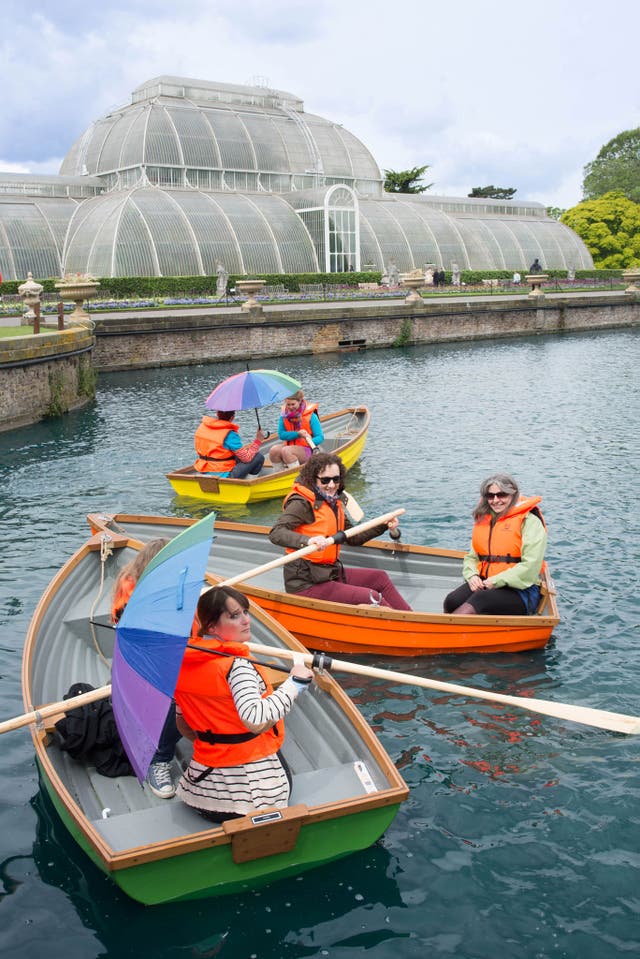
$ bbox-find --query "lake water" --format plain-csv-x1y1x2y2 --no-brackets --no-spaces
1,328,639,959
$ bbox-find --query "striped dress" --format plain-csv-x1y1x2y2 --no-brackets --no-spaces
176,658,303,818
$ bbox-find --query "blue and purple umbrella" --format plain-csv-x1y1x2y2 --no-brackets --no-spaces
112,513,215,781
205,369,301,427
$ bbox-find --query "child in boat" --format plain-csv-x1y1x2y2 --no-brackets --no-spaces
268,452,411,609
173,586,313,822
268,390,324,468
112,538,181,799
442,473,547,616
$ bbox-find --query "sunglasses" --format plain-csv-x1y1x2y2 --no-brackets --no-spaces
318,475,341,486
486,491,510,500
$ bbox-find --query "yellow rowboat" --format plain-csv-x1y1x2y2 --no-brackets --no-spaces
166,407,369,505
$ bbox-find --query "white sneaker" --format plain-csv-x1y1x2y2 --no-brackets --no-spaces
147,761,175,799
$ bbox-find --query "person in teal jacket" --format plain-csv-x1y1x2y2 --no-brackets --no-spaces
269,390,324,468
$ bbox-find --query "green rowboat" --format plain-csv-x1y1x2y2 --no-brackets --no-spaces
22,529,408,905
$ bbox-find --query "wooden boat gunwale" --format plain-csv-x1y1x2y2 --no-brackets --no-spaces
23,530,408,884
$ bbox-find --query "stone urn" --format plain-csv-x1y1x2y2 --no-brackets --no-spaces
55,275,100,320
236,279,266,312
18,271,44,322
622,268,640,293
525,273,548,297
399,273,424,305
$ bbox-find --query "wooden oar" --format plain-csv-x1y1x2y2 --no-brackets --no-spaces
243,642,640,736
0,508,405,735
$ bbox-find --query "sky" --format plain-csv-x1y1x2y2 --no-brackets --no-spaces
1,0,639,209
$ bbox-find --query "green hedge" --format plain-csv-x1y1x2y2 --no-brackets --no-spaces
0,272,382,297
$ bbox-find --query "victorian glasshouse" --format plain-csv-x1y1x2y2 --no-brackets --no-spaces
0,75,593,280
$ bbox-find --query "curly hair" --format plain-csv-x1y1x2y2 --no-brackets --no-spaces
296,451,346,493
196,585,249,635
472,473,520,519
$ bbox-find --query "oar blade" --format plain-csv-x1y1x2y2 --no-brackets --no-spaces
500,694,640,735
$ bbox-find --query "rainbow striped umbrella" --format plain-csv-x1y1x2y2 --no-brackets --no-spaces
205,369,301,413
112,513,215,780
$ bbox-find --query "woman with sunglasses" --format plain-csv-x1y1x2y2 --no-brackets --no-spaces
173,585,313,822
268,452,411,609
443,473,547,616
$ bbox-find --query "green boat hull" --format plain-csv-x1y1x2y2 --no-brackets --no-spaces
39,761,401,905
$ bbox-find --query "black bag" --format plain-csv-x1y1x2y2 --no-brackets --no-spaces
54,682,135,778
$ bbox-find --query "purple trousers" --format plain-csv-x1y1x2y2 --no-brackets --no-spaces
298,566,411,610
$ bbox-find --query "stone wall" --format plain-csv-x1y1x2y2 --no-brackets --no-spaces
90,294,639,372
0,327,95,432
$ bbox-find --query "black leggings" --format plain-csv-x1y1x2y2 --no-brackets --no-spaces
443,581,527,615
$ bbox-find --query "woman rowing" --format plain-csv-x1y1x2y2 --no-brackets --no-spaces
268,452,411,609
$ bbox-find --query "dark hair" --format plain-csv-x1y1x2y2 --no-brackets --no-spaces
216,409,235,421
473,473,520,519
196,585,249,634
297,451,346,493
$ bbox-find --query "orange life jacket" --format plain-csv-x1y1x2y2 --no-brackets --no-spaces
111,574,136,624
471,496,547,579
174,636,284,767
284,483,344,565
194,418,238,473
283,403,318,448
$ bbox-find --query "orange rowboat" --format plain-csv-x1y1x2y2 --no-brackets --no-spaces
87,513,560,656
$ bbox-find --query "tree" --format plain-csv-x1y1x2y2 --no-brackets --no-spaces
383,165,433,194
546,206,566,221
468,185,517,200
582,128,640,203
561,191,640,268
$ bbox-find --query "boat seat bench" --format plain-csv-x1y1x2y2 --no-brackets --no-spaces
91,762,376,851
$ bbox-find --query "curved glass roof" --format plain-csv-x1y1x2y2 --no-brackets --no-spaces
60,76,381,195
63,187,319,277
356,195,593,271
0,196,79,280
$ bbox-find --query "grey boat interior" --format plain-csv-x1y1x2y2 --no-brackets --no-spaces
105,516,465,614
30,541,394,853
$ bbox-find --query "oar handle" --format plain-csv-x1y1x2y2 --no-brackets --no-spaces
0,683,113,735
219,508,405,589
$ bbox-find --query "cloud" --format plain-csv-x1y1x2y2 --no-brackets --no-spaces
1,0,639,209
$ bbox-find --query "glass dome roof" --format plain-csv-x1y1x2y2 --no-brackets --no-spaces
60,76,382,194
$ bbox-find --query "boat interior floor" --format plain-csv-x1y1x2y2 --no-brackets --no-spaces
90,760,375,852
